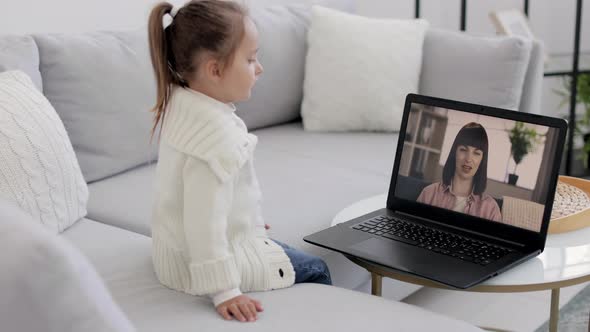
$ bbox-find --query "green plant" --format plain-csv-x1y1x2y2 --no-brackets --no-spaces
507,122,541,173
554,73,590,166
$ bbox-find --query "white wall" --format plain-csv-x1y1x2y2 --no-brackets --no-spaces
3,0,587,53
0,0,186,35
356,0,590,55
1,0,587,118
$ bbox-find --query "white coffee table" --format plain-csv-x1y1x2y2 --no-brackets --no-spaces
332,193,590,332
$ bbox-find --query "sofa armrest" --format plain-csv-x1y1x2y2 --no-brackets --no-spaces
518,40,545,114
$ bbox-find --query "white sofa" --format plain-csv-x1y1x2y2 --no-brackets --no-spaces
0,1,544,331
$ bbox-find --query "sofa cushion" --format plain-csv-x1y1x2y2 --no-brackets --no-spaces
63,218,483,332
87,162,157,236
236,2,354,130
419,28,532,111
0,201,133,332
87,123,397,236
0,35,42,91
0,70,88,233
87,123,399,289
86,157,379,291
254,122,397,176
86,123,424,297
302,6,428,132
34,30,157,183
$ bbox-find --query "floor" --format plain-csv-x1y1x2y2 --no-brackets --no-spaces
390,281,590,331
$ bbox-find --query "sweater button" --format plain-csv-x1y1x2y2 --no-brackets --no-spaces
279,269,284,278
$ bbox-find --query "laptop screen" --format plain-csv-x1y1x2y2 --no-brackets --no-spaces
394,102,562,233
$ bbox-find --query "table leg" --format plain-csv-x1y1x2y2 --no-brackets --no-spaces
549,288,560,332
371,272,383,296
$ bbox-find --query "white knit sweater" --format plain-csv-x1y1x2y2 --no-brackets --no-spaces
151,87,295,306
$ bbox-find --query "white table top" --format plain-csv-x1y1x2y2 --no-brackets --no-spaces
332,193,590,288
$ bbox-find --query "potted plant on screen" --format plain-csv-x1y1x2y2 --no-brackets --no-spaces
507,122,540,185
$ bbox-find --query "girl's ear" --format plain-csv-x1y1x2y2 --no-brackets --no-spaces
204,58,223,82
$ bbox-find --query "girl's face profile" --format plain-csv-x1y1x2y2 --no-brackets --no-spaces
454,144,483,180
219,17,263,102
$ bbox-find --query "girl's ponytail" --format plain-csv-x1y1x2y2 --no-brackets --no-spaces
148,2,175,140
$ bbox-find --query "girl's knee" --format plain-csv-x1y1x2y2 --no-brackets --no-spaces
311,257,331,278
316,258,330,274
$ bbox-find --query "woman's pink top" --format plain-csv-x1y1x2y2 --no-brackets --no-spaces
416,182,502,222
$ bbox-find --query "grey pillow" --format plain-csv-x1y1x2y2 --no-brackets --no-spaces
236,0,355,130
34,30,157,183
419,28,532,111
0,35,43,91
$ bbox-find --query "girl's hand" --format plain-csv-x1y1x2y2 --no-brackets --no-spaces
216,295,263,322
264,224,270,230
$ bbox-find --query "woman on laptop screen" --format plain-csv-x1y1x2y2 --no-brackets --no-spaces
417,122,502,222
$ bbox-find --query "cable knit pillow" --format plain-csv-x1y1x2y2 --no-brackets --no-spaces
301,6,429,132
0,70,88,233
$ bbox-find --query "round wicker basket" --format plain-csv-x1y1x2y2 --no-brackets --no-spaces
549,176,590,234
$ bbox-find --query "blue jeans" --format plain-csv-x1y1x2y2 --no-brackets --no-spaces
272,239,332,285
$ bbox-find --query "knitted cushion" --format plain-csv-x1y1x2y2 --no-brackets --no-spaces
0,70,88,233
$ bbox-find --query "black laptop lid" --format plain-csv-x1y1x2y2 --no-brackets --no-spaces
387,94,567,250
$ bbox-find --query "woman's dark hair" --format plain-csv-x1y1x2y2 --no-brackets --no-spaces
147,0,248,139
442,122,489,195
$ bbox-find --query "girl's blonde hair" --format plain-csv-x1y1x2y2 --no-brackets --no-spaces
147,0,248,139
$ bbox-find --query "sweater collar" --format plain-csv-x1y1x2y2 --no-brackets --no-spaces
179,87,237,114
161,85,257,183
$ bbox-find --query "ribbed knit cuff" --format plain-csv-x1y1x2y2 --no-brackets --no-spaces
189,256,241,295
264,240,295,290
210,287,243,307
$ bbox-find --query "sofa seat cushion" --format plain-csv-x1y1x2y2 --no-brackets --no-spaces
86,161,376,291
87,122,400,290
254,122,397,176
63,219,483,332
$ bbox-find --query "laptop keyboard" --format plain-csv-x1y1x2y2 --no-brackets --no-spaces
352,215,514,266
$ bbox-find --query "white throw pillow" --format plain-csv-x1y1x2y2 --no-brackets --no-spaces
302,6,429,132
0,70,88,233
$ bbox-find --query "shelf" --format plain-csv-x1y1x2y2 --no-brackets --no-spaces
544,52,590,77
404,141,441,153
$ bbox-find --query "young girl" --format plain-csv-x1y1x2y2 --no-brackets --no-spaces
147,0,331,323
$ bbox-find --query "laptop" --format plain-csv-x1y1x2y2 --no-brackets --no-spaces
304,94,567,289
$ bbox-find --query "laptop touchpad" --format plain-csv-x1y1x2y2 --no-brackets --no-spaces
349,237,412,266
351,237,396,254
